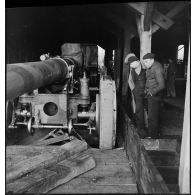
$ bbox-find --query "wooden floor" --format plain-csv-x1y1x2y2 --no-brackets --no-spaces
49,148,138,194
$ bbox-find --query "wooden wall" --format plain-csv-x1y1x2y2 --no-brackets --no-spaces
118,103,170,194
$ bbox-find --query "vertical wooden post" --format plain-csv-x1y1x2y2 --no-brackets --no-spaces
179,38,190,194
122,31,133,96
136,3,153,66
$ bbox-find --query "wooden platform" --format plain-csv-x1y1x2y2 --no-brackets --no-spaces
49,148,138,194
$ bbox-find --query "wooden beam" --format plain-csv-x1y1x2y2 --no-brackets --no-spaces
127,2,146,15
128,2,174,30
152,2,189,33
122,30,133,96
105,10,137,96
6,152,96,193
179,37,190,194
141,139,178,152
152,9,174,30
144,2,154,31
136,14,152,63
6,139,88,183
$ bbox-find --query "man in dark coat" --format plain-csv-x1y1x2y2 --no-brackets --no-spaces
127,55,146,138
143,53,165,138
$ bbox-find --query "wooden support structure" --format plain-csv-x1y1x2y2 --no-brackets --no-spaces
179,38,190,193
152,2,189,34
118,102,170,193
122,31,134,96
127,2,188,35
128,2,174,30
136,12,152,65
105,10,137,96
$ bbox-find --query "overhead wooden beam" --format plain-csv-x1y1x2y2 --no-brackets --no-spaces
144,2,154,31
127,2,174,30
152,2,189,33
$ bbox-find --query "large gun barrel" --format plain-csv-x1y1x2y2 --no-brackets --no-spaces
7,58,70,100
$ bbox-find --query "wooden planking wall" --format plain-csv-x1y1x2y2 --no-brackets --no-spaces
118,103,170,194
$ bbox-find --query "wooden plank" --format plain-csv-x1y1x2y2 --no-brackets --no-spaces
167,184,179,194
99,79,116,149
6,138,88,183
6,169,56,193
49,147,138,194
147,151,180,166
67,171,136,185
80,163,134,179
157,166,179,184
139,146,170,193
179,37,190,194
87,148,127,162
49,183,138,194
141,139,178,152
152,9,174,30
6,152,96,193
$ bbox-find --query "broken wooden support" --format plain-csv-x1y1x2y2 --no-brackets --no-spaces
6,138,88,183
6,152,96,193
141,138,178,152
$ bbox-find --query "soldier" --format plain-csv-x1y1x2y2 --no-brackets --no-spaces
126,55,146,138
143,53,165,138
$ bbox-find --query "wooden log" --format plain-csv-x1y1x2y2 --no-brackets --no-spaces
6,152,96,193
6,138,88,183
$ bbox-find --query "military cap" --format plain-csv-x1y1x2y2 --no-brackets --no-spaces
143,53,155,60
127,56,139,64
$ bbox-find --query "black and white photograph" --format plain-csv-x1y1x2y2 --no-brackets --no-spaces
5,1,191,194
